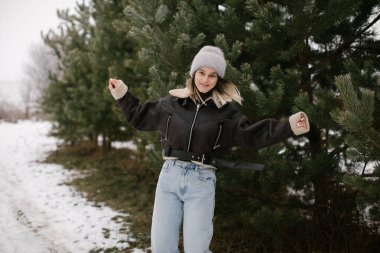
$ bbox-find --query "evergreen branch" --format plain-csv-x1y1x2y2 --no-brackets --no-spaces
361,173,379,178
329,144,348,157
361,161,368,176
330,13,380,58
364,134,380,149
357,13,380,37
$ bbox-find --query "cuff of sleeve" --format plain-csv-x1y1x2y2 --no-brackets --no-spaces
289,111,310,136
110,80,128,100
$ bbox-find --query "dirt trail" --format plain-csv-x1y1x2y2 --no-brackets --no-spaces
0,121,138,253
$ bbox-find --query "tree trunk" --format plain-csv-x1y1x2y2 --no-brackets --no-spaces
25,105,29,119
102,131,111,153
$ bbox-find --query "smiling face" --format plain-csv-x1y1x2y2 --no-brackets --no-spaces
194,67,218,94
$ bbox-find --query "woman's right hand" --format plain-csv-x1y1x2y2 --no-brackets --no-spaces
108,78,120,90
108,78,129,100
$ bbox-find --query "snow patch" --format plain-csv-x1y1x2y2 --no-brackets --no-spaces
0,120,145,253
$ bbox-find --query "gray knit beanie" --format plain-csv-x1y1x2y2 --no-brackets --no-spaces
190,46,226,78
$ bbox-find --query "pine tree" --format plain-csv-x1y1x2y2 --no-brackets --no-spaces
42,0,144,150
42,3,95,144
122,0,380,252
332,62,380,235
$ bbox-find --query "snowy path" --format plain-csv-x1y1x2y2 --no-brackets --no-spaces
0,121,143,253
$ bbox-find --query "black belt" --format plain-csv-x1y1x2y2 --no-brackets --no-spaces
162,147,264,171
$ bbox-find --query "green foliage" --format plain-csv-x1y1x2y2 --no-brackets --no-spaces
42,0,146,150
332,62,380,163
121,0,380,251
333,75,375,130
42,0,380,252
331,61,380,235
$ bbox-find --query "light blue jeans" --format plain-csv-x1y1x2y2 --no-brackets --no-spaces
151,159,216,253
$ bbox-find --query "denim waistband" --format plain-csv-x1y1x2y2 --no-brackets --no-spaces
166,159,216,171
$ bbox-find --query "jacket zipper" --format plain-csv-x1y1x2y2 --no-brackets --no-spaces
187,103,201,151
164,114,172,142
213,124,223,150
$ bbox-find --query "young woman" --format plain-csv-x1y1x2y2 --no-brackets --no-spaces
108,46,309,253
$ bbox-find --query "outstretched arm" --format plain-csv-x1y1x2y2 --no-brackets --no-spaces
233,112,310,150
108,79,160,131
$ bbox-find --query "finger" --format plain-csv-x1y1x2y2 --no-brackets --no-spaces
109,78,116,89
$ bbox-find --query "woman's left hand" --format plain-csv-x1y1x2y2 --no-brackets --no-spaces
289,111,309,135
296,112,307,129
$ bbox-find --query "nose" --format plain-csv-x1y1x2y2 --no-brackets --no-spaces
201,75,209,84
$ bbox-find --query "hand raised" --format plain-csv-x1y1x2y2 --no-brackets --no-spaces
296,113,307,129
108,78,119,90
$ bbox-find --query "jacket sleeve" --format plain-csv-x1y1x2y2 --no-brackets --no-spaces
232,112,309,150
117,91,161,131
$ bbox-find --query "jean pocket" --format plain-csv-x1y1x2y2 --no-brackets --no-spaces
197,169,216,182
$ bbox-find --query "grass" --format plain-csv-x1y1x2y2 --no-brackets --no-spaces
43,141,267,253
44,141,380,253
44,141,157,252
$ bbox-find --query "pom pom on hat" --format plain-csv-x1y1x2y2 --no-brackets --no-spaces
190,46,226,78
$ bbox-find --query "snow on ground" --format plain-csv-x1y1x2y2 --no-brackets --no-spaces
0,120,145,253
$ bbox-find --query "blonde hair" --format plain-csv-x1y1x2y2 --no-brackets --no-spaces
185,76,243,108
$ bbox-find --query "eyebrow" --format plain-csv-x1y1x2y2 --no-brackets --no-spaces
199,68,218,75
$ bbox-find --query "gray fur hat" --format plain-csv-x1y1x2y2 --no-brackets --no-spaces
190,46,226,78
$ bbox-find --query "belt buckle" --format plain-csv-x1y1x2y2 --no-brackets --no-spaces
201,154,206,164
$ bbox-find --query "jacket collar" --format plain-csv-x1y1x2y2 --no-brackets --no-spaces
169,87,220,108
169,87,191,99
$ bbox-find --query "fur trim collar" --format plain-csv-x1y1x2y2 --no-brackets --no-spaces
169,80,242,109
169,87,191,98
169,87,218,106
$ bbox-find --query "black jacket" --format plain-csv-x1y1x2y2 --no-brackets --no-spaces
117,91,294,161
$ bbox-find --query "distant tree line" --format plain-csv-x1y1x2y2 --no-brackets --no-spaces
42,0,380,252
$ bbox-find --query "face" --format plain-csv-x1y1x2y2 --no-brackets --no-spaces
194,67,218,94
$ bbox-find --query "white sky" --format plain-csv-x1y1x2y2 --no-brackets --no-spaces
0,0,79,81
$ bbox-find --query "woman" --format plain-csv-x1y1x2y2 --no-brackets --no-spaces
108,46,309,253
